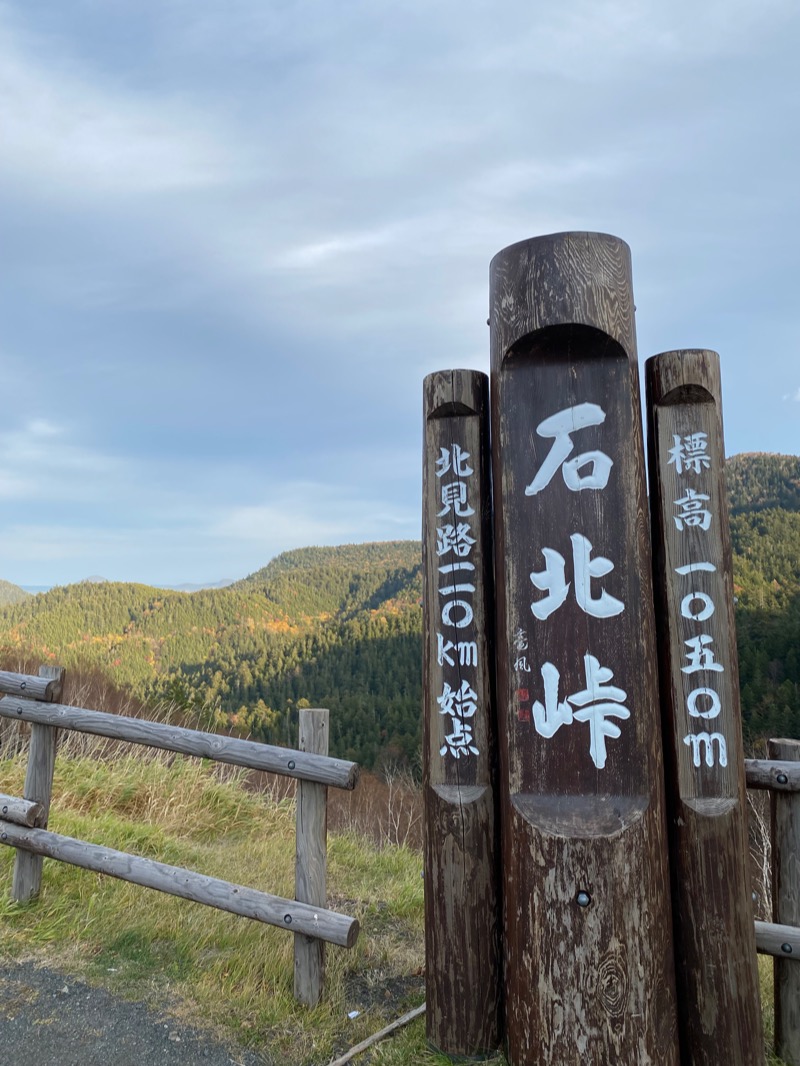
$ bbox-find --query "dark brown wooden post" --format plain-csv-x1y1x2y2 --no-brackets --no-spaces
422,369,501,1058
646,349,763,1064
489,233,678,1064
770,737,800,1064
11,665,65,902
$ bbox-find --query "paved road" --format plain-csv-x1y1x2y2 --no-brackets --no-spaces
0,960,269,1066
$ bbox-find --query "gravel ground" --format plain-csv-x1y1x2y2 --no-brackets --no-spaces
0,960,269,1066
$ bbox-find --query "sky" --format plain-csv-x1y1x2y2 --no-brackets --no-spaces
1,0,798,588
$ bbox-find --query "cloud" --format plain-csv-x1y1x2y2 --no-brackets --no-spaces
0,14,239,200
0,419,122,502
213,481,417,549
783,388,800,402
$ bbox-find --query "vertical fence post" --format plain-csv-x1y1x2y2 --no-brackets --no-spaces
422,369,501,1057
295,707,329,1006
12,665,65,903
646,349,763,1063
489,232,678,1064
770,737,800,1063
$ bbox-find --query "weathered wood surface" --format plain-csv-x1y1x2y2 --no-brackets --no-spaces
422,369,501,1057
646,350,763,1063
0,820,359,947
0,697,358,789
0,793,44,827
746,759,800,791
295,708,329,1006
0,669,62,702
756,921,800,959
489,232,677,1063
11,666,64,902
771,738,800,1063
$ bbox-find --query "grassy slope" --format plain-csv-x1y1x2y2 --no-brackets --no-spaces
0,743,787,1065
0,746,449,1065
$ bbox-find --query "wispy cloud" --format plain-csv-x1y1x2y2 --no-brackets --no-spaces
213,481,417,548
0,0,798,588
0,15,238,199
0,420,121,501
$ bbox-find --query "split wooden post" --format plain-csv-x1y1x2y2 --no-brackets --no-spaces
422,369,501,1057
770,737,800,1064
646,350,763,1063
294,707,329,1006
11,665,65,902
489,232,678,1064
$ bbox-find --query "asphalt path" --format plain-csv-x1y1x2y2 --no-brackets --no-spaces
0,960,269,1066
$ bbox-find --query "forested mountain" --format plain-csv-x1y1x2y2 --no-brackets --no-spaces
0,454,797,766
726,455,800,743
727,453,800,514
0,542,423,768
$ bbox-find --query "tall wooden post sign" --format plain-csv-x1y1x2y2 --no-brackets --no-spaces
646,350,763,1064
422,369,501,1057
489,233,678,1064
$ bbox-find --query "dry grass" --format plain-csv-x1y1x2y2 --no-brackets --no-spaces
0,660,791,1064
0,744,428,1064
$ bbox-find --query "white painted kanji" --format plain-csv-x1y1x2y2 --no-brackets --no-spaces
531,661,573,738
436,523,475,558
673,488,712,531
529,654,630,769
440,715,479,758
438,481,475,518
668,432,712,475
681,635,724,674
525,403,612,496
569,654,630,770
529,534,624,620
529,547,570,620
435,444,473,479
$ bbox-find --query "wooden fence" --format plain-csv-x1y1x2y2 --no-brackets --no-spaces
0,666,360,1006
746,740,800,1063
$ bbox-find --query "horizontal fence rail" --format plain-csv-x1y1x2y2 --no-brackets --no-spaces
745,754,800,990
1,669,360,1007
744,759,800,792
0,818,359,947
755,920,800,960
0,792,44,828
0,697,359,789
0,670,62,702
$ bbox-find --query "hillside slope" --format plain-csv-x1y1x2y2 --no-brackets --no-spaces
0,542,423,767
0,457,797,764
726,455,800,742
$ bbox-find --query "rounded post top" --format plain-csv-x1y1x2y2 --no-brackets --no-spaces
645,349,722,408
489,231,630,274
424,368,488,419
489,231,636,370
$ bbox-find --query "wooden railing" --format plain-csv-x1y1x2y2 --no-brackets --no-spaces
746,740,800,1063
0,666,360,1006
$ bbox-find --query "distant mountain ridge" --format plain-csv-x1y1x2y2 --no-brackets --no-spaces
726,452,800,514
0,579,30,606
0,457,797,764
